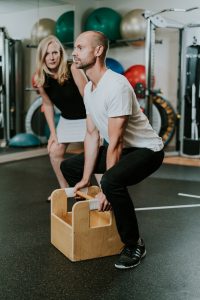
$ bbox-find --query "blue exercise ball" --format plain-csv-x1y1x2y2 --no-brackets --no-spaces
9,133,41,147
106,57,124,74
84,7,122,41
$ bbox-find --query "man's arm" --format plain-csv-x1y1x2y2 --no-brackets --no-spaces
107,116,128,169
95,116,128,212
74,114,100,190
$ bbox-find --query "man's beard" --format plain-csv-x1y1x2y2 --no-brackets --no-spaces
73,57,96,70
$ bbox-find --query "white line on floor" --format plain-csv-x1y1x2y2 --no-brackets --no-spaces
136,204,200,211
178,193,200,199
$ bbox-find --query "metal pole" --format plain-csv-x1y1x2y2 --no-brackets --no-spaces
145,18,155,124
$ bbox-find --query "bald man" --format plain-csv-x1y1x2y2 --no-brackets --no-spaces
61,31,164,270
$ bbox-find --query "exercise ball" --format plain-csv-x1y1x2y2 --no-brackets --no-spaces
9,133,41,147
106,57,124,74
120,9,146,46
56,11,74,44
31,18,55,44
124,64,155,98
84,7,122,41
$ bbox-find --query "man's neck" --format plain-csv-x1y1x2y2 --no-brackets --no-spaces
86,65,107,90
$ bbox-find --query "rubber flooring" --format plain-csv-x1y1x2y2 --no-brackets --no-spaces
0,155,200,300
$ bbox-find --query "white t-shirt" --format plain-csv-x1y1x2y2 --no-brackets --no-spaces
84,69,163,152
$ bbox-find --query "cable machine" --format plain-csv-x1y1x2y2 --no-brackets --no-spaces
0,28,23,147
180,25,200,157
143,7,199,156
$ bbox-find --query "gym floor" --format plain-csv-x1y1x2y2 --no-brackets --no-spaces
0,152,200,300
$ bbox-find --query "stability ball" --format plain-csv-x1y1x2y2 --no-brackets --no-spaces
124,64,154,98
56,11,74,44
106,58,124,74
84,7,122,41
9,133,41,147
31,18,56,44
120,9,146,46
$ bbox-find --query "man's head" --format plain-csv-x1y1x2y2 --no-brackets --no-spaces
72,31,109,70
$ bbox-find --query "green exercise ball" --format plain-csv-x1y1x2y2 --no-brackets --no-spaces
9,133,41,148
56,11,74,44
31,18,55,44
84,7,122,41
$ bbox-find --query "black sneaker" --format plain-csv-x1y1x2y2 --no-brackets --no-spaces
115,239,146,269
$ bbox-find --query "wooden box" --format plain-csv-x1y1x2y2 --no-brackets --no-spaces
51,186,123,261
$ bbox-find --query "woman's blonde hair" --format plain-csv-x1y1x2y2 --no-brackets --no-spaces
35,35,68,86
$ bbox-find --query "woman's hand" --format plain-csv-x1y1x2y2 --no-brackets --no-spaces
47,133,58,153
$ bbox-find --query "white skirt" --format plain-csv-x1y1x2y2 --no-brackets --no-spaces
56,116,86,143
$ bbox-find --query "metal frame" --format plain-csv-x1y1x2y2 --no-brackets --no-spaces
143,7,199,155
0,28,23,147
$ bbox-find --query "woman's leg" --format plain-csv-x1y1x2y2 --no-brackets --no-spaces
49,142,69,188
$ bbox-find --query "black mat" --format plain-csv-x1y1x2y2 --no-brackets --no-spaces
0,156,200,300
0,145,44,155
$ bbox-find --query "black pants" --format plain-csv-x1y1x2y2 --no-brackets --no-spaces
60,146,164,247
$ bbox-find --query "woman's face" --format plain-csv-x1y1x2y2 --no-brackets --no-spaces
45,41,61,72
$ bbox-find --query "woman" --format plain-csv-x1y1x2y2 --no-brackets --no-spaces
34,35,87,200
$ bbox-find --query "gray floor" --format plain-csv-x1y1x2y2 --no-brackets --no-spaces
0,155,200,300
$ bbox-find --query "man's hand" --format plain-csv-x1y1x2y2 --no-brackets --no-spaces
96,191,112,211
74,179,90,194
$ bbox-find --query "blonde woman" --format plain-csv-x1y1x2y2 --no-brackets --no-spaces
35,35,87,201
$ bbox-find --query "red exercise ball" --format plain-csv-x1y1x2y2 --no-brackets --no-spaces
124,64,155,98
124,65,145,87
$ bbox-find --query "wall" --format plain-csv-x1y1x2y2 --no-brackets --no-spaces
0,0,200,146
0,4,74,113
74,0,200,147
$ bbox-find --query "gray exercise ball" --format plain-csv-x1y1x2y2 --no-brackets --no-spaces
31,18,55,44
120,9,146,46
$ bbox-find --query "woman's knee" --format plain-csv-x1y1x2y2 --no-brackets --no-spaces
49,143,66,159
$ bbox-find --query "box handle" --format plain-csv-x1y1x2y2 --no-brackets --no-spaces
76,190,100,210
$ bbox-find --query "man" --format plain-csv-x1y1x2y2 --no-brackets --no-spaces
60,31,164,270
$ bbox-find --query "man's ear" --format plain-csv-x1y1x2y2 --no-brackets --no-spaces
95,45,104,57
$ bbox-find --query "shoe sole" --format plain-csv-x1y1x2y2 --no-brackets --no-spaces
114,250,147,270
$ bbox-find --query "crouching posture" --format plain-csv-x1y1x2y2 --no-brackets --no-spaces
61,31,164,269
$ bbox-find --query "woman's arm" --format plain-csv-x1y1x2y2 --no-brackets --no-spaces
38,86,58,150
70,63,88,96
